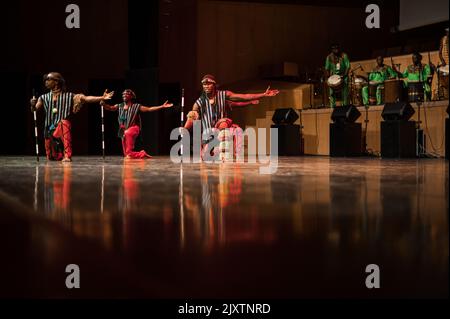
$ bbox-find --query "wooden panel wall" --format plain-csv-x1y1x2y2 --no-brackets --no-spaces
196,0,396,88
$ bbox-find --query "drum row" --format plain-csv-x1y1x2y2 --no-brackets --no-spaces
363,79,425,105
327,75,430,105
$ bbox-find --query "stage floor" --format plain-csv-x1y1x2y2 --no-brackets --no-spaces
0,156,448,298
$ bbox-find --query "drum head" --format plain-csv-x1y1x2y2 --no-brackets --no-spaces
354,76,367,85
438,65,449,74
327,75,342,88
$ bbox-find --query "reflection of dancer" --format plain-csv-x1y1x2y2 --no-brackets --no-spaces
30,72,114,162
184,74,279,158
43,163,72,222
101,89,173,159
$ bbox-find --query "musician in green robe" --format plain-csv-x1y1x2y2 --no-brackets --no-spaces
325,43,350,108
362,56,397,106
394,52,434,101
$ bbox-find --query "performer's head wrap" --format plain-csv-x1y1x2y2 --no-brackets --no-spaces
122,89,136,100
44,72,67,91
201,74,217,84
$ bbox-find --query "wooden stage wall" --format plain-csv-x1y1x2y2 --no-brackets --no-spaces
301,101,448,157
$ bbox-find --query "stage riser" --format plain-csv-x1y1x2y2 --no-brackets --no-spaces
301,101,447,156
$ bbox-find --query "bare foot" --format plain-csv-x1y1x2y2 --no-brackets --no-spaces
62,157,72,162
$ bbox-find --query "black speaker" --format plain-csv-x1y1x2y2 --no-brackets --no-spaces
331,105,361,123
381,102,415,121
272,108,299,125
330,123,362,156
381,120,416,158
271,124,302,156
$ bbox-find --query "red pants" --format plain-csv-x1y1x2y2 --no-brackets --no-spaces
122,125,151,159
201,125,243,160
45,120,72,160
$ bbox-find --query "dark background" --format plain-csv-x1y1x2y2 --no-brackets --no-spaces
0,0,447,156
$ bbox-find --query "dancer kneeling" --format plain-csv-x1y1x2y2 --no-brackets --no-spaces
184,74,279,160
100,89,173,159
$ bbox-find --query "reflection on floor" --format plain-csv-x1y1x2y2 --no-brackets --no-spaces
0,156,448,298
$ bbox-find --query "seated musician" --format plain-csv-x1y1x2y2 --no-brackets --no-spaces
362,56,397,106
394,52,435,101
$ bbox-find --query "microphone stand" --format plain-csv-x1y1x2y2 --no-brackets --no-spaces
305,70,314,109
363,104,370,155
319,69,326,108
416,64,424,157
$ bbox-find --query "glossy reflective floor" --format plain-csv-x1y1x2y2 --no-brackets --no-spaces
0,156,448,298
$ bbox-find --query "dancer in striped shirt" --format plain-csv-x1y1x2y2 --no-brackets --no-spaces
30,72,114,162
184,74,279,158
100,89,173,159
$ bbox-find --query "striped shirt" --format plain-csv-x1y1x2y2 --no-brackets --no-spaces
117,103,141,129
40,92,74,133
195,90,228,136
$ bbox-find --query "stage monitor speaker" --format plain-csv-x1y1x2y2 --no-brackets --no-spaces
381,120,416,158
271,124,302,155
329,122,362,157
330,105,361,123
272,108,299,125
381,102,415,121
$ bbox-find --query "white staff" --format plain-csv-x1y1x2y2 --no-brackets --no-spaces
32,89,39,162
180,88,185,160
101,90,106,160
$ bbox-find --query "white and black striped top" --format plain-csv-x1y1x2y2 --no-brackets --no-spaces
40,92,74,131
195,90,228,134
117,103,141,129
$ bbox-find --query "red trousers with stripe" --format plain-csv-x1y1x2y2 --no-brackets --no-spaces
45,120,72,160
122,125,151,159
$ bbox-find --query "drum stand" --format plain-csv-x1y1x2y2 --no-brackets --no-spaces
349,72,355,106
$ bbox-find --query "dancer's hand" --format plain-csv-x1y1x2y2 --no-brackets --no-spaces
102,89,114,100
162,100,173,108
187,110,199,120
250,100,260,105
264,86,280,97
30,97,37,111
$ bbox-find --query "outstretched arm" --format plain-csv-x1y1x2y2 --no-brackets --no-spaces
82,89,114,104
226,86,279,101
139,100,173,112
228,99,260,108
100,100,118,111
73,90,115,113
